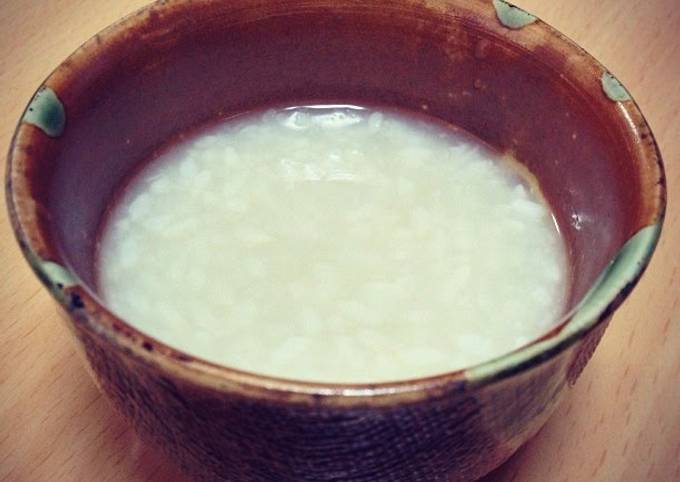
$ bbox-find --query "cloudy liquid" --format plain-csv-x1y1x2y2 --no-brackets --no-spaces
98,106,566,383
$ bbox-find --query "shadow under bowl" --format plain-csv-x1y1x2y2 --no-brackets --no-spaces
6,0,665,481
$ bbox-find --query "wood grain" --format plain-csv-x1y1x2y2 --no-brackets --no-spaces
1,1,678,481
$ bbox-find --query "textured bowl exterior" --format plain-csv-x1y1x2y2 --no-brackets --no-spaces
64,303,600,481
6,0,665,481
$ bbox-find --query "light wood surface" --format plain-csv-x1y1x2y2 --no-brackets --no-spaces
1,1,679,481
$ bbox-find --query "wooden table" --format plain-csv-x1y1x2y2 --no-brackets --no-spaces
1,1,678,481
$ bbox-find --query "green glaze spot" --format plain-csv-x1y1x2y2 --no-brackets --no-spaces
601,72,631,102
567,223,660,331
23,86,65,137
492,0,537,30
40,260,78,289
20,248,80,307
466,222,661,383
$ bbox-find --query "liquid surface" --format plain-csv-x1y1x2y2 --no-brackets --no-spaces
98,106,566,383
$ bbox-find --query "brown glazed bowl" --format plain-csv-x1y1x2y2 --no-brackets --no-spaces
6,0,665,481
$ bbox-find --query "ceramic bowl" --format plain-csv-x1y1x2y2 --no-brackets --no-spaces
6,0,665,480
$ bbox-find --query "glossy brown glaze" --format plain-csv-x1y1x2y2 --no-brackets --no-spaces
6,0,665,481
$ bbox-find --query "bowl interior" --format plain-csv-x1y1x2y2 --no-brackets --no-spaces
15,0,658,342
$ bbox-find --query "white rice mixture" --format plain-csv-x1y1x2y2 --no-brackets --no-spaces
98,106,566,383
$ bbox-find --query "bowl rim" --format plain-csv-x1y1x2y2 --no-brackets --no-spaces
5,0,666,406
